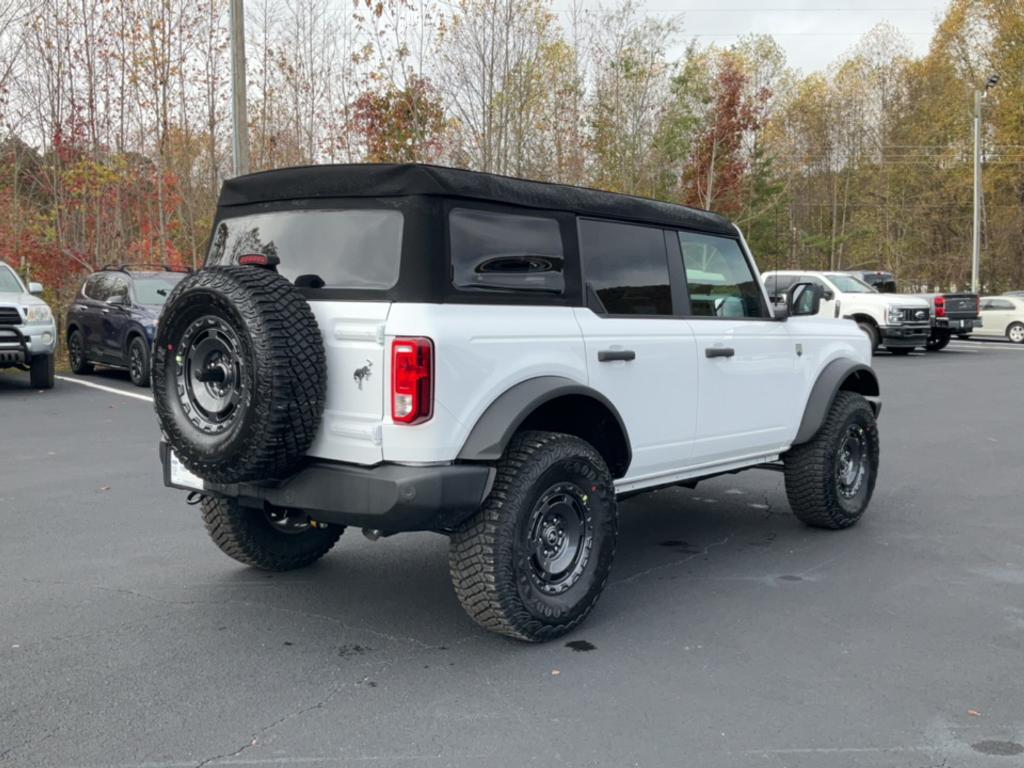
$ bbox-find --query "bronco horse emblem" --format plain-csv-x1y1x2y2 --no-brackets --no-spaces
353,360,373,390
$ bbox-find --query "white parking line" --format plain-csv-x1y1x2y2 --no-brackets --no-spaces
949,341,1024,352
56,375,153,403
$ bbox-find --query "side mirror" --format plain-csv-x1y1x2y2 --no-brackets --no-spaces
786,282,823,318
106,294,128,307
28,281,43,295
822,289,835,301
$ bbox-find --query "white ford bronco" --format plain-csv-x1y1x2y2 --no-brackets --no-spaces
762,270,931,354
154,164,881,641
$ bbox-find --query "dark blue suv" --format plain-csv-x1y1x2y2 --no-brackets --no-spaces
66,265,189,387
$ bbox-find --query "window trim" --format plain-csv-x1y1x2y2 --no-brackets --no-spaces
577,216,679,320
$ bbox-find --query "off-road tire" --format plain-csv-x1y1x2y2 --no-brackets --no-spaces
448,431,618,642
925,333,950,352
1007,322,1024,344
201,496,342,571
888,346,914,355
857,321,879,352
784,391,879,530
29,354,54,389
68,329,93,374
152,266,326,484
128,336,151,387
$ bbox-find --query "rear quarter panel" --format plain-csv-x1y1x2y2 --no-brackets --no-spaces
382,304,587,464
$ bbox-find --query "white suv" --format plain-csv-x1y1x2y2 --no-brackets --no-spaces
154,164,882,641
762,270,931,354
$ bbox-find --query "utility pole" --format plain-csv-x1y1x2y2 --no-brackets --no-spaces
229,0,251,177
972,74,999,293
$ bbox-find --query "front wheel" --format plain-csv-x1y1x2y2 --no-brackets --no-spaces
201,496,342,571
448,431,618,642
29,354,54,389
1007,322,1024,344
128,336,151,387
68,330,93,374
783,391,879,530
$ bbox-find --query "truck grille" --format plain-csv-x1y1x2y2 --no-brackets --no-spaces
0,306,21,325
902,307,930,323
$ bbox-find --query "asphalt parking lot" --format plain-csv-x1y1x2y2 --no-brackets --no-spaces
2,339,1024,768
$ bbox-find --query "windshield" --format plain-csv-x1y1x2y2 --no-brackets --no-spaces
208,209,404,289
133,275,186,305
0,266,23,293
825,273,877,293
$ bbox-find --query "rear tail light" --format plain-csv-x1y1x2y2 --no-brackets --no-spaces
935,295,946,318
391,337,433,424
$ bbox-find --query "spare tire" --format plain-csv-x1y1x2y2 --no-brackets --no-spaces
152,266,326,484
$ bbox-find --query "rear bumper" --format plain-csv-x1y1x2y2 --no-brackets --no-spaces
160,442,494,533
934,317,978,333
881,324,930,347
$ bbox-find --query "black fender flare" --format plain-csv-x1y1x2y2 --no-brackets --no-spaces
793,359,880,445
457,376,632,469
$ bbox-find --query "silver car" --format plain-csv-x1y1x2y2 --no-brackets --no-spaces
0,261,57,388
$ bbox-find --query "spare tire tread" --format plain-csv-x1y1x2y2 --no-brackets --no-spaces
153,266,326,484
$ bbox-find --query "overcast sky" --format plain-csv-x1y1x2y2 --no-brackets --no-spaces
554,0,950,73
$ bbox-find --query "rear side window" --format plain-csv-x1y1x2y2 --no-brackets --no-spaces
450,208,564,294
85,273,128,302
579,219,672,316
208,209,403,289
984,299,1015,311
679,232,766,318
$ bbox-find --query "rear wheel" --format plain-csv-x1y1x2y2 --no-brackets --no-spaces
201,496,342,571
784,391,879,530
29,354,54,389
925,332,950,351
128,336,151,387
1007,322,1024,344
68,330,93,374
857,321,879,352
448,431,618,642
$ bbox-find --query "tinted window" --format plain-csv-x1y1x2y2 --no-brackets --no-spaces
450,208,564,293
984,299,1015,311
579,219,672,316
764,273,798,298
133,275,186,305
208,209,403,289
85,273,128,302
824,273,875,293
679,232,766,318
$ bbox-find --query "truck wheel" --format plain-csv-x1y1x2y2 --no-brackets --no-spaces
201,496,342,571
128,336,151,387
1007,322,1024,344
68,329,93,374
783,391,879,530
925,333,950,351
448,431,618,642
29,354,54,389
857,321,879,352
152,266,326,484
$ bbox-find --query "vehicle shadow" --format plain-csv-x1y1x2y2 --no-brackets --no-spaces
179,476,845,650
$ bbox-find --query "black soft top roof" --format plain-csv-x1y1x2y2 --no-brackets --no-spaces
219,163,736,236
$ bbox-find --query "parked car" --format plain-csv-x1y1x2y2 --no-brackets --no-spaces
763,270,931,354
1003,290,1024,298
153,163,882,642
66,265,189,387
852,274,980,351
0,260,56,388
974,296,1024,344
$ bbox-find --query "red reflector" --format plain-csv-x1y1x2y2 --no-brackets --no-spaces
391,337,433,425
935,295,946,318
238,254,270,266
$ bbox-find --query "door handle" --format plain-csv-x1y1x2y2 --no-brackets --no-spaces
598,349,636,362
705,347,735,359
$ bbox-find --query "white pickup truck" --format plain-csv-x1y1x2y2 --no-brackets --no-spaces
763,270,932,354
